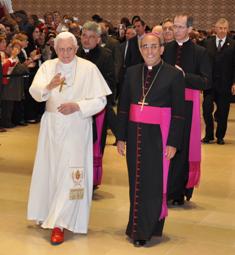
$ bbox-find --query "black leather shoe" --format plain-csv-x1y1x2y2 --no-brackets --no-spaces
172,197,185,206
133,240,146,247
19,121,28,126
217,138,225,145
201,137,214,144
27,119,37,124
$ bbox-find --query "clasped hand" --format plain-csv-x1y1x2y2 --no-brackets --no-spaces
57,102,80,115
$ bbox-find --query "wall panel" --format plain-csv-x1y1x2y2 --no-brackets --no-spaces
12,0,235,30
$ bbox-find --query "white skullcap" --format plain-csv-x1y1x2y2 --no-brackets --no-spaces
54,31,78,49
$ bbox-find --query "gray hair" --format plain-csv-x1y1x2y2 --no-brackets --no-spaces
215,18,229,27
54,31,78,49
82,21,102,36
174,14,193,28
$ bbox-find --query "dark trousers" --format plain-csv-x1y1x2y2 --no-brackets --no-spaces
202,89,230,140
101,105,117,153
1,100,14,127
12,100,25,124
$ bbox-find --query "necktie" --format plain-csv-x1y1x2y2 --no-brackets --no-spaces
217,39,222,51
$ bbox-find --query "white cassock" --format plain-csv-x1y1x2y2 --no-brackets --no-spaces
27,56,111,233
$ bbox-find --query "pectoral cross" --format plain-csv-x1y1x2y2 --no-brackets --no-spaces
59,79,66,92
138,97,148,111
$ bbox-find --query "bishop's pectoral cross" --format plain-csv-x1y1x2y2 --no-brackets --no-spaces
59,79,66,92
138,96,148,111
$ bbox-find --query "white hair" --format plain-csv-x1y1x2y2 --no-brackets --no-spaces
54,31,78,49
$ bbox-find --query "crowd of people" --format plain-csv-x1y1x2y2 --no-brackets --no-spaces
0,2,235,248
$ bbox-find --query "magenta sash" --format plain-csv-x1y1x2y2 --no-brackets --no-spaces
93,109,106,186
185,88,201,188
129,104,171,220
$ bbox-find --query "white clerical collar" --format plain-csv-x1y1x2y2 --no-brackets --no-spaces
147,66,152,70
216,36,226,46
83,48,90,53
176,37,190,46
59,57,76,69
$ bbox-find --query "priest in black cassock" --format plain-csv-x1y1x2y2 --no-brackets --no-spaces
117,33,185,247
163,14,211,205
77,21,117,190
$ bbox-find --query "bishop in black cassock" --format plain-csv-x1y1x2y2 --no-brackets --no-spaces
117,33,185,246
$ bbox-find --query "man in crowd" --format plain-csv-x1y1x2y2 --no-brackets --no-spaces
77,21,117,190
120,26,137,67
27,32,111,245
162,18,174,44
163,14,211,205
117,33,185,247
202,18,235,145
118,25,136,97
125,19,146,67
152,24,163,36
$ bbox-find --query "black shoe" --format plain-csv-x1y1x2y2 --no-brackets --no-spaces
27,119,37,124
93,185,99,191
172,197,185,206
17,121,28,126
0,127,7,132
133,240,146,247
217,138,225,145
3,123,15,128
201,137,214,144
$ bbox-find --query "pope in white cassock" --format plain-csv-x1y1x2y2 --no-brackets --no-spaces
27,32,111,245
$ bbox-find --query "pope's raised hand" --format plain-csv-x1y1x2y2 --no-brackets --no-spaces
47,73,65,91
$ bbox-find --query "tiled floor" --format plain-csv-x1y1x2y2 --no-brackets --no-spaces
0,104,235,255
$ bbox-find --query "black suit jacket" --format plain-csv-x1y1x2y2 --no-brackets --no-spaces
203,36,235,95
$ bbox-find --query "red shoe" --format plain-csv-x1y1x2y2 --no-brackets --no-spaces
50,227,64,245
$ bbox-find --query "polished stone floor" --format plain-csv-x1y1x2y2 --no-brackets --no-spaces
0,104,235,255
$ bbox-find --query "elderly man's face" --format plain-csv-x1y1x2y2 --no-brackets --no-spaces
215,21,229,39
162,21,174,43
125,28,136,40
81,29,100,49
140,34,164,66
55,38,77,64
173,16,191,42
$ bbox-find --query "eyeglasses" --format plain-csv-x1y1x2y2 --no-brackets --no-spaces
163,26,174,31
140,44,161,49
173,25,187,30
81,34,97,40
